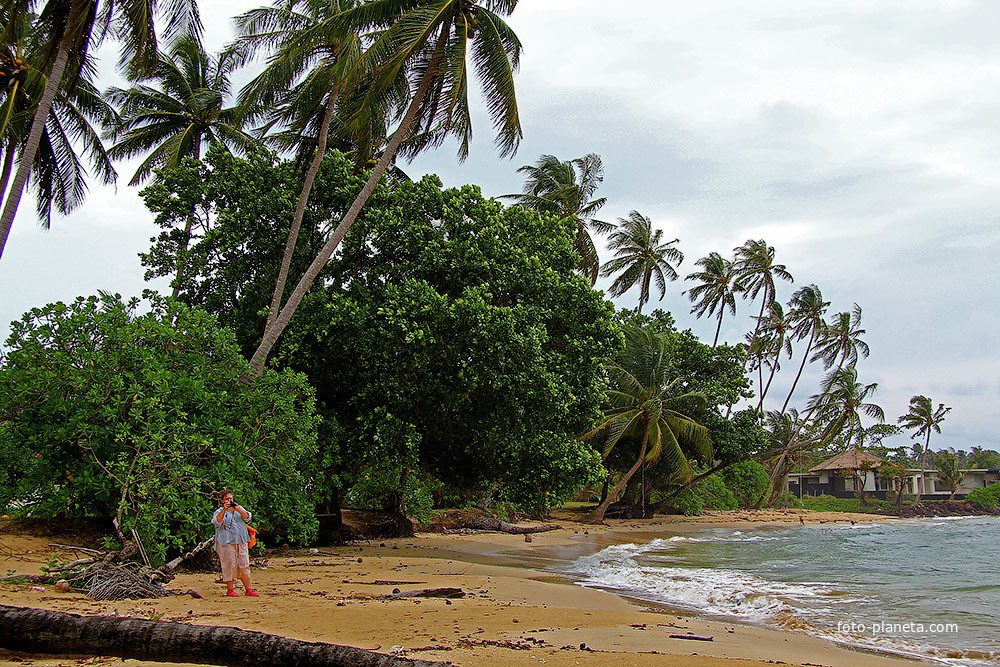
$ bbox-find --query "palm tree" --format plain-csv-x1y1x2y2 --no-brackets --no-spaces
248,0,523,374
601,210,683,314
502,153,612,284
684,251,739,347
807,367,885,450
585,326,713,523
228,0,366,331
781,284,829,413
1,11,116,227
898,395,951,501
812,303,869,373
106,35,254,298
106,35,254,186
764,408,819,504
733,239,793,360
934,451,963,500
0,0,201,263
754,301,794,411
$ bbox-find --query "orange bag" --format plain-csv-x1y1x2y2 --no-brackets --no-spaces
247,525,258,548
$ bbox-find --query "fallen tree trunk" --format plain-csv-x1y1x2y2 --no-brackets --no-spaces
0,604,447,667
460,515,560,534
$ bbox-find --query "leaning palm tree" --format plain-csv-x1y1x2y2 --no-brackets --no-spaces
807,366,885,450
898,395,951,502
228,0,367,331
105,35,254,186
1,11,116,227
0,0,201,263
601,210,683,314
502,153,612,284
248,0,524,374
684,251,739,347
764,408,819,504
754,301,794,411
585,326,713,523
733,239,793,360
812,303,869,374
781,284,829,413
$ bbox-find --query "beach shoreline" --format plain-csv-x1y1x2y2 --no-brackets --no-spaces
0,509,924,667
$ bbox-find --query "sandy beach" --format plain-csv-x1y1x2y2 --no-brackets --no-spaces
0,509,918,667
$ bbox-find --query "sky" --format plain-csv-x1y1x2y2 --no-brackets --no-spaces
1,0,998,453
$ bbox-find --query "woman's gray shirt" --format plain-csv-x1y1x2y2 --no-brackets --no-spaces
212,507,252,545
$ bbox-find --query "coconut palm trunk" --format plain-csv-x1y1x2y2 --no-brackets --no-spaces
589,430,649,523
249,26,449,374
0,6,81,261
265,89,340,330
781,327,818,413
0,148,14,203
0,604,439,667
917,430,931,501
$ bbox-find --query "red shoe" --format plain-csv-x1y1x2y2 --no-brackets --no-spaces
245,589,259,597
226,590,239,597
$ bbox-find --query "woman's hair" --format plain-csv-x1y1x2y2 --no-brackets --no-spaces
218,489,234,503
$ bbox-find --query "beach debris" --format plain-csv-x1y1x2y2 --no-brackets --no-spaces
55,579,70,592
386,587,465,599
669,633,713,642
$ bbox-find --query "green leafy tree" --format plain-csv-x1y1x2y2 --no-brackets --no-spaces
146,154,617,518
0,10,116,227
878,458,913,508
585,325,713,523
720,460,770,509
733,239,793,363
247,0,524,373
898,395,951,501
0,0,200,262
781,284,829,412
139,145,349,356
685,251,739,347
0,294,320,564
502,153,612,284
601,210,684,314
967,447,1000,469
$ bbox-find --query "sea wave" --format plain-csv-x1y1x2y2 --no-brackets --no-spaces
565,539,846,621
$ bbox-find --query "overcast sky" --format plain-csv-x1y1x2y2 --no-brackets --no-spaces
2,0,997,453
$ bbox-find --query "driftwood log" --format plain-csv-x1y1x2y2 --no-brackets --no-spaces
457,515,559,534
0,604,447,667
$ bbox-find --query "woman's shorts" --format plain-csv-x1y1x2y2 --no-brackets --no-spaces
216,542,250,581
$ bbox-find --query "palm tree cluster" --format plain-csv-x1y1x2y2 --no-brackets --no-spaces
1,0,525,377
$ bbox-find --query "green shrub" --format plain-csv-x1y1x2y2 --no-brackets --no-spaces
720,461,770,508
671,475,738,516
966,482,1000,510
0,295,321,564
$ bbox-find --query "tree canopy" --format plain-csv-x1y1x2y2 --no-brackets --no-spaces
0,294,320,563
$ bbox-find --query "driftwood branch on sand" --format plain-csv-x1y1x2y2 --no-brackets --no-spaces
0,604,448,667
449,513,560,535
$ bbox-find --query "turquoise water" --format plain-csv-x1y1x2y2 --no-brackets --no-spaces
564,516,999,664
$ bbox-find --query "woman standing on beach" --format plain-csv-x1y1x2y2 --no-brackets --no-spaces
212,489,258,597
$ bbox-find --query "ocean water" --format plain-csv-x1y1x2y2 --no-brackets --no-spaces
563,516,1000,665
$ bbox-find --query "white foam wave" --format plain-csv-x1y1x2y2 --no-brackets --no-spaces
566,540,839,622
